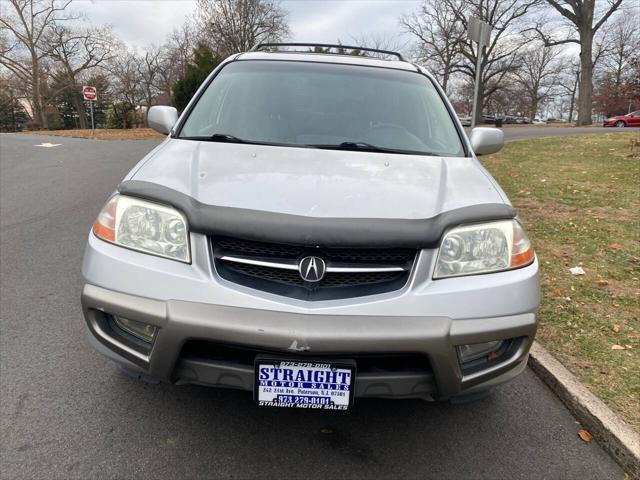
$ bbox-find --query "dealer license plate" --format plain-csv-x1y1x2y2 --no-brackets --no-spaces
255,357,355,410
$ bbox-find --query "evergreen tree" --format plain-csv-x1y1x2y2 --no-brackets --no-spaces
172,43,222,112
0,89,30,132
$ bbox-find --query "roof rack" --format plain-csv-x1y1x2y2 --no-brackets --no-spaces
250,43,405,62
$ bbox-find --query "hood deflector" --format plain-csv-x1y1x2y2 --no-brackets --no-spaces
118,180,516,248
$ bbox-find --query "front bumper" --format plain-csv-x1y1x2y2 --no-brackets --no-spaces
81,232,539,401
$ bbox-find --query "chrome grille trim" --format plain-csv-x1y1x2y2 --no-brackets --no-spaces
220,255,407,273
219,255,298,270
211,236,417,301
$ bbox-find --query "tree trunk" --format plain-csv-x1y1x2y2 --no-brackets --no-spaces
577,29,594,125
30,61,45,129
441,72,449,94
530,98,539,121
75,93,88,129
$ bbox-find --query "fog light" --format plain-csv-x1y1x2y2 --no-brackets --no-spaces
113,316,157,343
458,340,504,363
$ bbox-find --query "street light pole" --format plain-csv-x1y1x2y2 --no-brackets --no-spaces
470,42,483,128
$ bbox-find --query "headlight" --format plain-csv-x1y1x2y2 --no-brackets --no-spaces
93,194,190,263
434,219,533,279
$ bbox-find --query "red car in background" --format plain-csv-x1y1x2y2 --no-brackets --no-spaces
603,111,640,127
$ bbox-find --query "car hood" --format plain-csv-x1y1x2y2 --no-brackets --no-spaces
128,139,506,219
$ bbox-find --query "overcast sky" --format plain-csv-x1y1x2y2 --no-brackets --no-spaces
72,0,420,51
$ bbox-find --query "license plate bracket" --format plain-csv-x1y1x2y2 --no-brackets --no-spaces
254,355,356,410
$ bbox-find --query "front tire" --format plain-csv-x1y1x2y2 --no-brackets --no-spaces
615,121,626,128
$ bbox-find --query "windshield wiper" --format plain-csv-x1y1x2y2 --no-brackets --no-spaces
179,133,255,144
208,133,251,143
309,141,436,155
309,141,388,152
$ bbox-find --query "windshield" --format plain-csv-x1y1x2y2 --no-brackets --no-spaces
178,60,464,156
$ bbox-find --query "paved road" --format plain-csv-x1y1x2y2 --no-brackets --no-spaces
500,126,627,142
0,133,624,479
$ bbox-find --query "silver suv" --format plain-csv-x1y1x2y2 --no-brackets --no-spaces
82,44,539,410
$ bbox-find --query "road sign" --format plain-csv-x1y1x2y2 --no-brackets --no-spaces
82,85,97,101
468,16,491,47
82,86,97,131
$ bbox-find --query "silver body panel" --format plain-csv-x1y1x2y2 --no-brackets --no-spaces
81,51,539,401
127,140,507,219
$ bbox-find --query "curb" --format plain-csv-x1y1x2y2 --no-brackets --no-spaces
528,341,640,478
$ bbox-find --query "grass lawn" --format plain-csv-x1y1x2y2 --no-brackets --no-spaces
482,132,640,431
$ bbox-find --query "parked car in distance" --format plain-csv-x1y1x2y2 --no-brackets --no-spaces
457,113,472,126
481,115,496,124
603,111,640,127
532,118,545,125
500,116,528,125
81,43,539,411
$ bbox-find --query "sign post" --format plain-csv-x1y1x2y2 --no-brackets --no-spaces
468,17,492,128
82,86,97,131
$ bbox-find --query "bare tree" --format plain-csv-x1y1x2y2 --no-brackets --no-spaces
591,15,640,115
347,33,408,61
400,0,465,93
167,23,195,80
45,23,114,128
564,63,581,122
160,24,195,100
438,0,542,124
195,0,290,56
533,0,624,125
597,15,639,87
514,44,563,119
153,24,197,106
137,46,162,118
0,0,74,128
108,48,144,127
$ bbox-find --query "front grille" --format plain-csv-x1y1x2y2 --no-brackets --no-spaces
212,236,417,301
181,341,432,374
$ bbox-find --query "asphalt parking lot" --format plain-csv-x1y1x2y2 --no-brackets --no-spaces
0,131,626,479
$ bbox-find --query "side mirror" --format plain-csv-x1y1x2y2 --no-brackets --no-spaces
469,127,504,156
148,106,178,135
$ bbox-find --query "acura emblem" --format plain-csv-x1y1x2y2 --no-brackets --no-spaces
298,256,326,282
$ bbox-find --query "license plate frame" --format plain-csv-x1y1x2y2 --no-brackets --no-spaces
254,355,356,411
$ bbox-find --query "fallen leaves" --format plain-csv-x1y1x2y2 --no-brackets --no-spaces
607,243,624,252
612,324,620,333
578,429,593,442
597,279,609,286
611,345,626,350
22,128,163,140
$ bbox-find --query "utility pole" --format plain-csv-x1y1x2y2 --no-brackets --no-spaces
468,16,492,128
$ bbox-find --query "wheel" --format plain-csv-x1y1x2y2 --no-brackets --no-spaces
615,121,626,128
